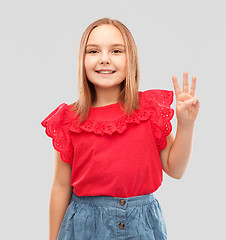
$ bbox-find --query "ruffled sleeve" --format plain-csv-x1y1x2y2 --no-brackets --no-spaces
41,103,74,166
143,89,174,152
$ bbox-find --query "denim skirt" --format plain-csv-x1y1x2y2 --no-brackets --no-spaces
57,192,167,240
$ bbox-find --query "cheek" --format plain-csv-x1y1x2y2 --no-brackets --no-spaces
113,56,126,68
85,57,97,70
121,55,127,66
118,56,127,72
84,56,90,69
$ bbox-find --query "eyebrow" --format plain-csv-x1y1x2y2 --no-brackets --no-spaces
86,44,125,48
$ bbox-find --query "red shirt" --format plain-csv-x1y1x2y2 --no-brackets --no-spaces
41,89,174,198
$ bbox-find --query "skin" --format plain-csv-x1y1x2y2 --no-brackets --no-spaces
49,25,200,238
49,151,72,240
84,24,127,107
160,71,200,179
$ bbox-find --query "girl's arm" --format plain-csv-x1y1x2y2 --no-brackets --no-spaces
160,71,200,179
160,123,195,179
49,150,73,240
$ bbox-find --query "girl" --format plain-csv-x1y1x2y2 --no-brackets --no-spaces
41,18,200,240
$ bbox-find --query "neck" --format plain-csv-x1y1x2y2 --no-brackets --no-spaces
92,85,121,107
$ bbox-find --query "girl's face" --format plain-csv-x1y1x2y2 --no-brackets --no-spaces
84,24,127,91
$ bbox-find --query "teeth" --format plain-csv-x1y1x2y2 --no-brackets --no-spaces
97,71,114,74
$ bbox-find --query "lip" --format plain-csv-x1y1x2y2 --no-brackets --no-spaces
95,71,116,76
96,69,116,71
95,70,116,73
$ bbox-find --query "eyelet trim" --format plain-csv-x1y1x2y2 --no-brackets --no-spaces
41,89,174,157
69,89,174,151
143,89,174,151
41,103,74,165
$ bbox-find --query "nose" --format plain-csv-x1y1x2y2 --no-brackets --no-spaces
99,52,110,64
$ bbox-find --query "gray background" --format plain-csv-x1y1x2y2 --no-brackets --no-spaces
1,0,225,239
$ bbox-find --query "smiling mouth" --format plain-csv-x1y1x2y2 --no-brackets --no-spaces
95,71,116,75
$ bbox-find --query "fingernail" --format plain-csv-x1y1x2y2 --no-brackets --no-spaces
193,98,199,104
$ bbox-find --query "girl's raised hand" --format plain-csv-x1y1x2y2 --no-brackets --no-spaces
172,71,200,126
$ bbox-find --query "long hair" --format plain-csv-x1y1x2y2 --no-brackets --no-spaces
70,17,140,125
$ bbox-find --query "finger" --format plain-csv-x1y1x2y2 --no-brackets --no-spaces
183,71,189,93
179,96,197,111
192,96,198,104
172,75,182,99
192,96,200,107
190,76,196,97
193,98,200,108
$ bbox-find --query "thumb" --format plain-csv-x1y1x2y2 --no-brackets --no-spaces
179,96,198,111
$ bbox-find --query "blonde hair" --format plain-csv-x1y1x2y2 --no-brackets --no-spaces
71,17,140,125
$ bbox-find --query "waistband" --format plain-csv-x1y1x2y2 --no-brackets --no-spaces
70,192,156,208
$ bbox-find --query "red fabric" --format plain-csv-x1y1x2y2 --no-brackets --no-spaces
41,89,174,198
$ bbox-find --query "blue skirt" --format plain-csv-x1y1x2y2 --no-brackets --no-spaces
57,192,167,240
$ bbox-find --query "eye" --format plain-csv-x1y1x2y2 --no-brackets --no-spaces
86,49,122,54
88,50,98,54
113,49,122,53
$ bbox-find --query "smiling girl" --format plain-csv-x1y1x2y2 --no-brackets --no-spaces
41,18,200,240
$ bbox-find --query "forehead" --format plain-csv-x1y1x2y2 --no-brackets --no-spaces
86,25,125,46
